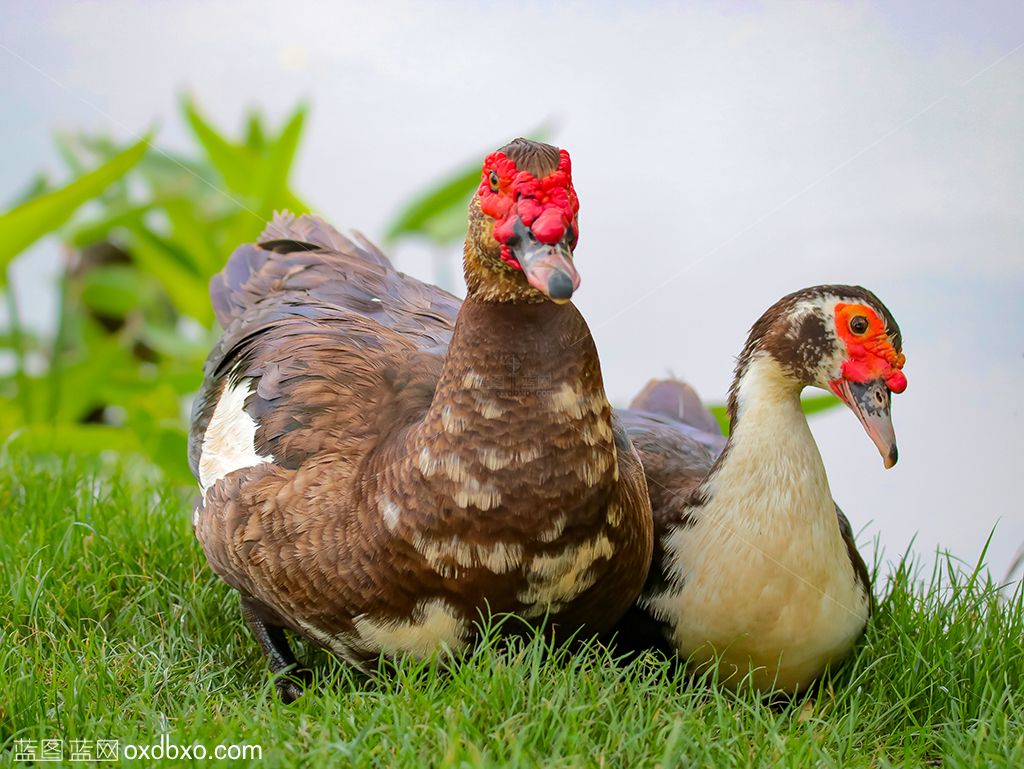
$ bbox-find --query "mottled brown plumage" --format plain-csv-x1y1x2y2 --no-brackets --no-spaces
189,141,652,699
612,286,903,693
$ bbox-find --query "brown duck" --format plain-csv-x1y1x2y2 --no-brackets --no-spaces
188,139,653,701
613,285,907,693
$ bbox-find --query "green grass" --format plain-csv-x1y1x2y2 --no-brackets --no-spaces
1,451,1022,768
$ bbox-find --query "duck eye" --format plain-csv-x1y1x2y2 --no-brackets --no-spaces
488,171,500,192
849,315,869,335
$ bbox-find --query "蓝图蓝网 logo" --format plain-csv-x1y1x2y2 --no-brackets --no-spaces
12,737,119,762
10,735,262,762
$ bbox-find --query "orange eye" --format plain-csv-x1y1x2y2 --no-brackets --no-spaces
488,170,500,192
849,315,869,335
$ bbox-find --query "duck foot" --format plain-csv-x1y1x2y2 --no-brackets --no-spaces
273,665,314,704
240,595,313,703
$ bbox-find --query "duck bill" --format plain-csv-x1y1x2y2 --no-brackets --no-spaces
510,221,580,304
830,378,899,469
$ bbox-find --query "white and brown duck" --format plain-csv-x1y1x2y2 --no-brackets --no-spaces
613,285,907,693
188,139,653,701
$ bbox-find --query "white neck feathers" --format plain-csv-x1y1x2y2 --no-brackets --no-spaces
707,354,834,529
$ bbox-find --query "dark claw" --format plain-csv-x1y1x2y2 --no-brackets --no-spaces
274,665,314,704
240,595,313,704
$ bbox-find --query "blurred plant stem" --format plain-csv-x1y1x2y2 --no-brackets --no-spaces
45,270,71,422
3,272,32,422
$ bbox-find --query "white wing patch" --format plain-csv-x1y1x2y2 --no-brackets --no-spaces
198,378,274,498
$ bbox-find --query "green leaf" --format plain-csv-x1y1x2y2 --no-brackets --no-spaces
136,148,223,202
800,393,843,416
140,322,215,361
163,197,222,276
143,423,193,484
54,130,88,175
218,209,270,266
125,226,211,323
254,103,309,217
61,131,138,208
280,190,309,214
420,202,472,244
384,161,479,245
181,96,251,193
244,109,267,152
46,329,136,423
66,201,155,248
79,265,153,317
4,172,51,209
0,136,149,280
708,404,730,436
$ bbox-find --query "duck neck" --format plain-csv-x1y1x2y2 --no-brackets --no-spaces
463,246,545,304
705,354,834,528
411,295,617,515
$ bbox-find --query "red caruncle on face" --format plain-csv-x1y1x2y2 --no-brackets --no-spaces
834,303,907,393
477,149,580,269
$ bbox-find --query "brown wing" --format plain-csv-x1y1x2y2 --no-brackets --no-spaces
605,410,717,655
611,407,720,652
620,378,724,531
189,213,461,479
208,212,458,340
616,409,719,531
836,503,874,615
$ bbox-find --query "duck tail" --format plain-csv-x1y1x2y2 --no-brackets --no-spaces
628,377,722,436
209,211,392,328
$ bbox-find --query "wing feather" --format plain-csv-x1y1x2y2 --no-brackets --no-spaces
189,213,459,480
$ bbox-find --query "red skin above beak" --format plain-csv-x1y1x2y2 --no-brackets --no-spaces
830,377,899,469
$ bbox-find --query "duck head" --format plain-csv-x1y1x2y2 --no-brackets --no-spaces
733,285,907,468
464,138,580,304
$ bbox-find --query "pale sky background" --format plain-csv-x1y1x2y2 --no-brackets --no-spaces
2,1,1023,581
